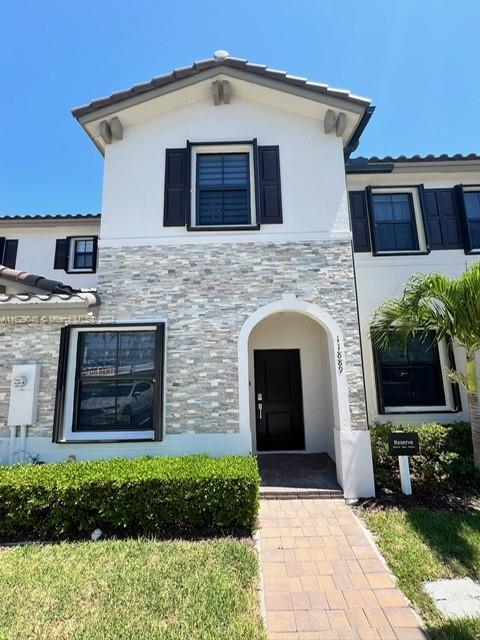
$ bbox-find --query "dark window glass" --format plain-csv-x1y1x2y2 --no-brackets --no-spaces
196,153,250,226
376,333,446,408
464,191,480,249
371,193,419,252
73,238,95,270
75,330,157,431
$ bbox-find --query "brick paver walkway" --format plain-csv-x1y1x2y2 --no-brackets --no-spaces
258,498,428,640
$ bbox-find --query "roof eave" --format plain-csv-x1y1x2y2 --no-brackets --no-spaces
72,61,371,125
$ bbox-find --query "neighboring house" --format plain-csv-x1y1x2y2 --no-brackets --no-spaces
347,156,480,425
0,213,100,288
1,52,478,498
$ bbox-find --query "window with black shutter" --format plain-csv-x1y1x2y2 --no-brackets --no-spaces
54,236,98,273
374,332,448,412
164,142,283,230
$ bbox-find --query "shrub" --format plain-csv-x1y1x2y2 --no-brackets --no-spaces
0,455,260,542
370,421,480,490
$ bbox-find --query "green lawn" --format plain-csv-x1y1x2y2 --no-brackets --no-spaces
0,538,266,640
363,507,480,640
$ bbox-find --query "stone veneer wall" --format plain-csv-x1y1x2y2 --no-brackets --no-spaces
97,240,367,434
0,322,64,438
0,240,367,442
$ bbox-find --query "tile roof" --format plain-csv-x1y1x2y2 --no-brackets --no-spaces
72,54,371,119
0,213,100,221
0,291,100,307
0,265,78,294
351,153,480,164
0,266,100,307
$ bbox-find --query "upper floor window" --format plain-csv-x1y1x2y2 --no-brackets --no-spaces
71,237,95,271
370,193,419,253
163,142,282,229
463,190,480,251
0,238,18,269
54,236,98,273
195,152,251,226
373,332,458,413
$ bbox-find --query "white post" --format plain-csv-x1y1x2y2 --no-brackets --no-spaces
8,425,16,465
19,424,27,463
398,456,412,495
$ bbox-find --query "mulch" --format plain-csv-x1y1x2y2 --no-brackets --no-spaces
355,485,480,514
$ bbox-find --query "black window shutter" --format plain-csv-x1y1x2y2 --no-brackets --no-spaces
349,191,371,252
164,148,188,226
423,189,463,250
91,236,99,273
53,326,71,443
3,239,18,269
257,146,283,224
54,238,69,271
372,342,386,414
0,237,5,265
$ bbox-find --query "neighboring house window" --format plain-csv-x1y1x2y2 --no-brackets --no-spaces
54,236,98,273
53,324,165,442
370,193,419,252
72,238,95,270
0,238,18,269
374,332,457,413
463,190,480,251
196,153,250,226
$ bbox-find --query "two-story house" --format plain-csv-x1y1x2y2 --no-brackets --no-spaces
1,52,479,498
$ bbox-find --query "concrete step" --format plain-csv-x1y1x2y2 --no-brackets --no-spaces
260,487,344,500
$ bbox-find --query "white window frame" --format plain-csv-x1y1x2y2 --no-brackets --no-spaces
380,339,456,414
61,324,164,442
68,236,96,273
190,144,257,229
370,187,428,255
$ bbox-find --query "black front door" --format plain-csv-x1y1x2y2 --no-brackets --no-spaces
254,349,305,451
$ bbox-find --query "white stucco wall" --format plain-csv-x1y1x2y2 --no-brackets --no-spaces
348,167,480,425
1,220,100,289
248,312,335,458
100,89,350,245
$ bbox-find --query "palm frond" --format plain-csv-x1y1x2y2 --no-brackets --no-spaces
370,263,480,357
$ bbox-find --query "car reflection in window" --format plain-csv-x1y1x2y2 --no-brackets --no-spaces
78,381,154,429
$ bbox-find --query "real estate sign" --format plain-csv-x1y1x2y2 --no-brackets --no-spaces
388,432,420,456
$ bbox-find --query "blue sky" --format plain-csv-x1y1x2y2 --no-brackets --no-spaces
1,0,478,214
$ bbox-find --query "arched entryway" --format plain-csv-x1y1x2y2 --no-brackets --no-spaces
237,294,375,498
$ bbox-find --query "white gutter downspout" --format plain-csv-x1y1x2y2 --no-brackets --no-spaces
19,424,27,463
8,425,16,465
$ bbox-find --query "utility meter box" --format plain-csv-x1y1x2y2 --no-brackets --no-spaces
7,363,41,426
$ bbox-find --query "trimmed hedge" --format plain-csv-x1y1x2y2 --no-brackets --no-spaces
0,455,260,541
371,421,480,490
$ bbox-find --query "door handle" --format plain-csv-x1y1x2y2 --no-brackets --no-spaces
257,403,263,419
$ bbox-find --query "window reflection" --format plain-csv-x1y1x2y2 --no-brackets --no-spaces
75,330,157,431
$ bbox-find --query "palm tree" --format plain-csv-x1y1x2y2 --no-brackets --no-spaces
370,262,480,468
